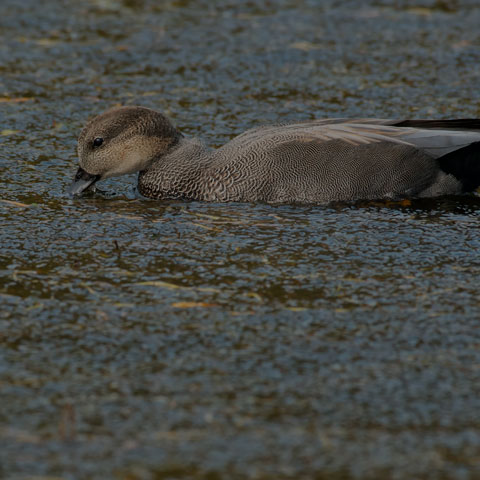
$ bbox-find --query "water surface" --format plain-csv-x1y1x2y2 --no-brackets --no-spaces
1,1,480,478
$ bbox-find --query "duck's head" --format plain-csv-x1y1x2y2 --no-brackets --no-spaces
69,106,182,195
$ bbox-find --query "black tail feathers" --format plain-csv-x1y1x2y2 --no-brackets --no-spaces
438,141,480,193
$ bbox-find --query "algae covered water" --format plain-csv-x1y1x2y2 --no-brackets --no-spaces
1,0,480,478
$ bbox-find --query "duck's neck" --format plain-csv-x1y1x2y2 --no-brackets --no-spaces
137,137,213,200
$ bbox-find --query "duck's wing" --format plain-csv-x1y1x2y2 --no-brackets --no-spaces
317,122,480,158
232,119,480,159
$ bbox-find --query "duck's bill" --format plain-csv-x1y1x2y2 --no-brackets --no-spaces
69,167,101,196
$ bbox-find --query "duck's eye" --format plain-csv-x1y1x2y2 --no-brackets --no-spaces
93,137,104,148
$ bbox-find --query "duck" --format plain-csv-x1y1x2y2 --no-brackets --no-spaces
69,105,480,204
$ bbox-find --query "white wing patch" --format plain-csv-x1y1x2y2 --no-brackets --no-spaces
399,129,480,158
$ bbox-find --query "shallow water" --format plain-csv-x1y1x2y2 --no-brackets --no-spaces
1,0,480,478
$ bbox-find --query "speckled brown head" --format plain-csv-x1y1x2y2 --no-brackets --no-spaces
69,106,182,195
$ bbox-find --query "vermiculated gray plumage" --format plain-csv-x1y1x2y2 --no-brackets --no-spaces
71,106,480,204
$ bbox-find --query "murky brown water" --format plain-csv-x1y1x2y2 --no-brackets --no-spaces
1,0,480,478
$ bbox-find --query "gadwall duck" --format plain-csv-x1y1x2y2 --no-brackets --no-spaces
69,106,480,203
